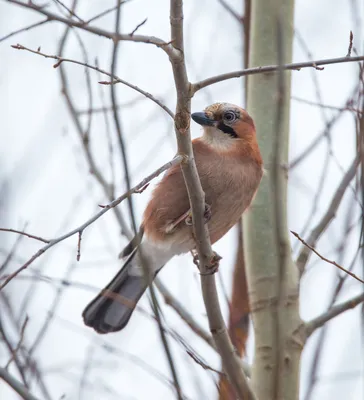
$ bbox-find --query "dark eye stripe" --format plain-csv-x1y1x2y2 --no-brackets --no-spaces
217,122,238,138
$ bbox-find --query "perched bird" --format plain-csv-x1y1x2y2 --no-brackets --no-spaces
82,103,263,334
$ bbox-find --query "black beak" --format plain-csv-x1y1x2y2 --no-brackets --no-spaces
191,112,215,127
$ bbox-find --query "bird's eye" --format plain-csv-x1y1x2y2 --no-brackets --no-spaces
223,111,237,123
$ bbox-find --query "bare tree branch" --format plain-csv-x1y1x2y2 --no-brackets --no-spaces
11,44,174,118
0,228,49,243
155,279,215,349
52,0,84,22
291,231,364,284
5,315,28,369
291,96,363,114
295,155,361,273
85,1,131,25
0,18,49,43
304,292,364,338
0,367,39,400
6,0,178,57
168,1,254,399
0,155,183,290
217,0,243,23
191,55,364,94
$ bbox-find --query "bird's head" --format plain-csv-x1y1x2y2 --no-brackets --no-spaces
191,103,256,151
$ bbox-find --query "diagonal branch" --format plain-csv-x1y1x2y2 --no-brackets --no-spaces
0,228,49,243
295,155,361,273
191,55,364,94
6,0,178,58
0,155,183,290
0,367,39,400
291,231,364,284
0,18,49,43
155,279,215,348
304,292,364,338
11,44,174,118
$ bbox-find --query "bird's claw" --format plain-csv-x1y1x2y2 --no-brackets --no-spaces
193,251,222,275
203,203,212,223
185,203,212,226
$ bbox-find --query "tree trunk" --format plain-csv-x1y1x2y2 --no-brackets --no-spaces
243,1,304,399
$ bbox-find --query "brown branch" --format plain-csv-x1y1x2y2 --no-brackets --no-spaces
291,231,364,284
191,55,364,94
217,0,243,23
186,350,225,376
304,292,364,338
295,155,361,273
0,228,50,243
11,44,174,118
5,316,29,369
76,95,144,114
169,1,254,399
85,1,131,24
346,30,354,57
129,17,148,36
0,367,39,400
0,318,28,388
0,18,49,42
290,86,359,169
0,155,183,290
53,0,84,23
291,96,363,114
155,279,215,349
7,0,178,57
57,26,132,239
76,231,83,261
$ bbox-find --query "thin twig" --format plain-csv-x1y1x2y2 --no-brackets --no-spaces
11,44,174,118
0,367,39,400
291,231,364,284
186,350,225,376
84,1,131,24
0,18,49,42
5,316,29,369
0,319,28,387
57,27,132,239
217,0,243,23
53,0,84,23
77,231,83,261
295,155,361,273
0,228,50,243
346,31,354,57
290,86,359,169
305,292,364,338
291,96,362,114
155,279,215,349
129,18,147,36
0,156,183,290
7,0,178,57
191,55,364,93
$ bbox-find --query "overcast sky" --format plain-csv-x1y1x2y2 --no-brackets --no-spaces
1,1,363,399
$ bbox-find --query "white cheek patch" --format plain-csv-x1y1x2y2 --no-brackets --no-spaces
201,127,237,151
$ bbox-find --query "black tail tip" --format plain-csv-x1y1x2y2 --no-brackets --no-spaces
82,312,130,334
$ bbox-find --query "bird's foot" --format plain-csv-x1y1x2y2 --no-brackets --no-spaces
192,250,222,275
185,203,212,226
191,250,200,267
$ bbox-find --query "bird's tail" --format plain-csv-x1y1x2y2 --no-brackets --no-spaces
82,249,149,334
82,229,153,334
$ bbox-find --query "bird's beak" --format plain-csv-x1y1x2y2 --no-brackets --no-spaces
191,112,216,127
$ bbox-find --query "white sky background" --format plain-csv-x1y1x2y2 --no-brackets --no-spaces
0,0,363,399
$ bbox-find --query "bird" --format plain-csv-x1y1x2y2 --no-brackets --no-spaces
82,102,263,334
